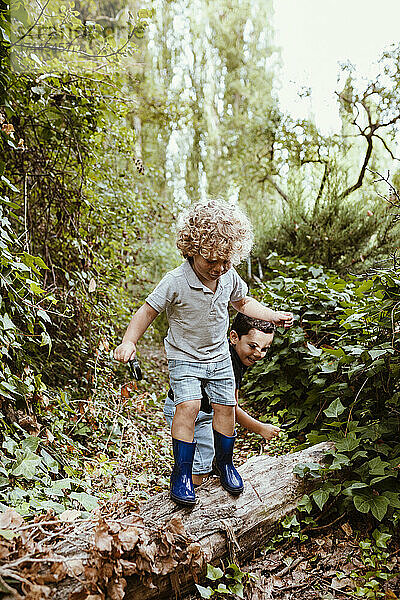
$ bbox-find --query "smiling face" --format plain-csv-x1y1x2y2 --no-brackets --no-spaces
191,254,232,283
230,328,274,367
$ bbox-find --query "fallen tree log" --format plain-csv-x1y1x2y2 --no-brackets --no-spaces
1,442,333,600
128,441,333,600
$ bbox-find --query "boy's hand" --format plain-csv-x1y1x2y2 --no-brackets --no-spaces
259,423,281,441
272,311,294,328
114,341,136,362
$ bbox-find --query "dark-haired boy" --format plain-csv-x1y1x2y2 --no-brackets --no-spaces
164,313,280,485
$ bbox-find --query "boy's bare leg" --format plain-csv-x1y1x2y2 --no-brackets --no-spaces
212,404,235,437
171,399,201,442
192,473,210,485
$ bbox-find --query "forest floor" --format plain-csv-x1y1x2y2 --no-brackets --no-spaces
117,346,400,600
2,346,400,600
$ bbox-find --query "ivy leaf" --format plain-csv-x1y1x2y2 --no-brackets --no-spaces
228,582,244,598
40,449,59,474
293,462,321,478
283,515,299,528
353,494,390,521
206,564,224,581
342,482,369,496
368,496,390,522
372,530,392,548
330,453,350,470
22,436,40,452
69,492,99,511
28,280,46,295
12,449,42,479
320,362,338,373
226,563,245,582
367,457,391,476
312,488,330,510
2,314,15,330
3,437,18,455
30,499,65,513
382,491,400,509
324,399,346,418
37,309,51,323
335,433,359,452
195,584,214,598
307,342,322,356
297,494,313,514
369,349,390,360
40,331,52,349
323,347,345,358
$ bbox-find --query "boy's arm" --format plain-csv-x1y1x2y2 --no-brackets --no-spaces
234,391,280,441
231,296,294,328
114,302,159,362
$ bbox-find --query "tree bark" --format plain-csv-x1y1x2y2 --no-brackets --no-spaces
129,441,332,599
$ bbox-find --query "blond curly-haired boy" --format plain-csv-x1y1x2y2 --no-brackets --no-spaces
114,200,293,506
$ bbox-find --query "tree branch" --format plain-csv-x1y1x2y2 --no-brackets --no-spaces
9,0,51,48
374,134,400,162
315,161,329,207
338,134,373,200
258,173,290,204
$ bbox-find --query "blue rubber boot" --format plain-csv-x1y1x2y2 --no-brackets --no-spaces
170,438,196,506
213,429,244,496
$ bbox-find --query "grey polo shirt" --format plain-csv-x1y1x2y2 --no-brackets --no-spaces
145,260,248,362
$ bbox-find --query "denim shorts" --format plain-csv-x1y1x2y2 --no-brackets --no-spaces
167,356,236,406
164,395,214,474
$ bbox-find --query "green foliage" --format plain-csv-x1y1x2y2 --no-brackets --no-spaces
0,0,175,517
196,562,257,599
338,530,398,599
244,255,400,523
0,427,100,515
0,171,54,403
0,354,171,515
263,512,315,552
1,0,172,389
254,182,398,271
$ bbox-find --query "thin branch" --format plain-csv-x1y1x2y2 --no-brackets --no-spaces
15,20,141,61
315,161,329,208
338,134,373,200
374,134,400,162
9,0,51,48
258,173,290,204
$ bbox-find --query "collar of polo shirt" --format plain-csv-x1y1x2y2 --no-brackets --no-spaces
183,259,229,292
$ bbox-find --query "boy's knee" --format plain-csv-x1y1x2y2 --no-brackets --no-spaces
212,403,235,416
175,399,201,419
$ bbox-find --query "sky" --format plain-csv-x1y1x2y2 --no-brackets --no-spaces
273,0,400,133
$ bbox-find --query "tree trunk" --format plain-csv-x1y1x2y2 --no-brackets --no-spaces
3,442,332,600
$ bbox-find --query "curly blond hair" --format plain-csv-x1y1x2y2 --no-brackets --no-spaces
176,200,253,265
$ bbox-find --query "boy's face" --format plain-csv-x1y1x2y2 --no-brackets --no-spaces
192,254,232,282
230,328,274,367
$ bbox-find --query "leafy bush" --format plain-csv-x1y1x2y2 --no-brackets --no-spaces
254,188,398,272
0,172,54,411
244,255,400,523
